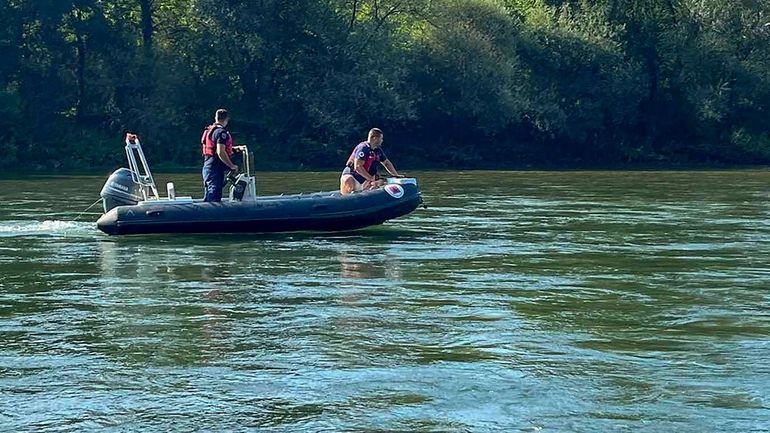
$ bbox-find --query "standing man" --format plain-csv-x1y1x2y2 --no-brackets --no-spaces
201,109,239,202
340,128,402,195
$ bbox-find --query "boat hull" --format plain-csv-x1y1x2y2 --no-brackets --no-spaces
96,184,422,235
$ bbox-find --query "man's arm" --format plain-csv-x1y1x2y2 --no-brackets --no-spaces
212,129,238,170
382,160,401,177
217,143,238,170
353,159,376,182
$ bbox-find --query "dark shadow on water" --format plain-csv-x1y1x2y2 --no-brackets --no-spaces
97,226,430,245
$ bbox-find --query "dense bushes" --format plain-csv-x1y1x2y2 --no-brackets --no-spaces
0,0,768,171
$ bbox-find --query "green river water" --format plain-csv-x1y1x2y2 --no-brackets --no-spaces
0,171,768,432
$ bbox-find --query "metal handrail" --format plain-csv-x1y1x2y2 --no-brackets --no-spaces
233,145,251,177
233,145,257,199
124,133,159,201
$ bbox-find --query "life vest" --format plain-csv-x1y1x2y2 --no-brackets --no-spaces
201,124,233,157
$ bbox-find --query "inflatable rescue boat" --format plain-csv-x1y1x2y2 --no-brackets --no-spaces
96,134,422,235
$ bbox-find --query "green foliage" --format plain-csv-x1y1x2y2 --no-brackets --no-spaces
0,0,768,172
514,1,647,161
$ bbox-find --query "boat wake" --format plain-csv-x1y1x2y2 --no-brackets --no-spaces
0,220,93,238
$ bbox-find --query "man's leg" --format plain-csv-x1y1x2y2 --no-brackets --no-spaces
340,175,361,195
211,160,225,202
203,157,224,202
202,158,214,201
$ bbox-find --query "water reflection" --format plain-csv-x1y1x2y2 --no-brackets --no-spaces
93,240,238,366
337,250,404,281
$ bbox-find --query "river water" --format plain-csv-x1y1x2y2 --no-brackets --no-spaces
0,171,768,432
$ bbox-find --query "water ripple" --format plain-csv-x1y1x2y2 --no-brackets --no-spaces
1,171,769,432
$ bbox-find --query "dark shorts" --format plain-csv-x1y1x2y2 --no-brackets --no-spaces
341,166,367,184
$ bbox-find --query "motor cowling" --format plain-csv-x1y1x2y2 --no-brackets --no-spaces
100,168,145,212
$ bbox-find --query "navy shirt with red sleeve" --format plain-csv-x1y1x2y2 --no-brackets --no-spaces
346,142,388,176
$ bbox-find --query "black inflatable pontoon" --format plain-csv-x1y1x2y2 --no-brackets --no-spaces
96,134,422,235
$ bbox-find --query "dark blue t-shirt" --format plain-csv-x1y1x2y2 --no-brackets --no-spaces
210,127,229,146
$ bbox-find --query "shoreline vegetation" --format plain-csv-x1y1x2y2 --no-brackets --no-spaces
2,0,769,172
6,161,767,179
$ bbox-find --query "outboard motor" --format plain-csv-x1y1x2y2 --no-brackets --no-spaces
100,168,146,212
